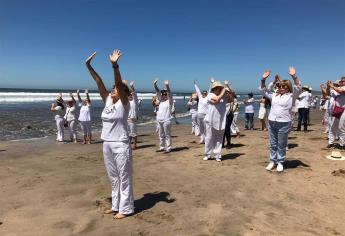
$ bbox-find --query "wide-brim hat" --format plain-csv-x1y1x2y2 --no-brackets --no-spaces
326,151,345,161
302,85,310,91
56,97,64,103
211,81,224,89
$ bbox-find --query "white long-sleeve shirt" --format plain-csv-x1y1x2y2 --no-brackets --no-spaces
128,92,139,120
297,91,312,108
204,93,227,130
262,84,301,122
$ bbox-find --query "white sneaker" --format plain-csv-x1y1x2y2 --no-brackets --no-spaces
216,158,222,162
265,161,275,171
277,163,284,172
203,156,209,161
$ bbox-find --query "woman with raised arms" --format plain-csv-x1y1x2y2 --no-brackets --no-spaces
85,50,134,219
77,89,92,144
194,80,209,144
153,78,174,153
260,67,301,172
128,81,139,149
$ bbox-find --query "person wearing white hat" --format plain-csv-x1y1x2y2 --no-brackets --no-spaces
85,50,134,219
260,67,301,172
187,93,199,135
203,80,227,162
296,85,312,131
194,80,210,144
223,81,236,148
153,78,174,153
51,94,65,142
128,81,139,149
64,93,78,143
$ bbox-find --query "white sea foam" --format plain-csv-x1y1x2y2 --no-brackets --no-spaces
0,92,188,103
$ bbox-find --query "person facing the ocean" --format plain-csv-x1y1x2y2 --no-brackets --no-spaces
223,81,236,148
258,96,268,131
85,50,134,219
77,89,92,144
51,94,65,142
204,81,227,162
244,92,255,130
260,67,301,172
187,92,199,135
194,80,209,144
64,93,78,143
128,81,139,149
153,78,174,153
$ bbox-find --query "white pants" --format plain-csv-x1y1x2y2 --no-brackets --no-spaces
204,122,225,160
196,113,206,143
103,141,134,214
80,121,92,136
128,121,137,137
158,120,172,151
191,112,199,135
231,112,240,134
68,120,77,140
328,112,345,146
55,117,64,141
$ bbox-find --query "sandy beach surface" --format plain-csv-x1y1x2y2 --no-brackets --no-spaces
1,110,345,236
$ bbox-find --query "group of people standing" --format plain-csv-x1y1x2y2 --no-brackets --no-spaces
51,90,92,144
50,48,324,219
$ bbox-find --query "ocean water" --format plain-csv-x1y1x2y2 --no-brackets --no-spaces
0,88,262,141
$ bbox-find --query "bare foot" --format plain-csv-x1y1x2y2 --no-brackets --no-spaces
114,213,127,219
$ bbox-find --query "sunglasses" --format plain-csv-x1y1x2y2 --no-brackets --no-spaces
161,93,168,96
276,84,288,89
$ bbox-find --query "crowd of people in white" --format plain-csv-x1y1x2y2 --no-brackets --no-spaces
49,49,335,219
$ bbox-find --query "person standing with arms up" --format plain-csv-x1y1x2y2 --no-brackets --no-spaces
153,78,174,153
77,89,92,144
194,80,209,144
260,67,301,172
64,93,78,143
85,50,134,219
187,93,199,135
51,94,65,142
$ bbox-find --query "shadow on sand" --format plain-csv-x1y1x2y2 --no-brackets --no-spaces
284,159,310,169
169,146,189,152
287,143,298,149
222,152,245,161
134,191,175,214
135,144,156,150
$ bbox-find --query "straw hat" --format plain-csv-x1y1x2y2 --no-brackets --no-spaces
326,151,345,161
211,81,224,89
302,85,310,91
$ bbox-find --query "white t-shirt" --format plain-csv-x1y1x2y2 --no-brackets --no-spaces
128,93,139,120
188,100,198,114
156,99,173,122
194,84,209,115
297,91,312,108
54,105,64,120
78,103,91,121
204,93,227,130
244,98,255,113
64,106,76,121
101,95,129,142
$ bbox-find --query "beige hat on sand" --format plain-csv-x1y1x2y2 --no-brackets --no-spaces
326,151,345,161
211,81,224,89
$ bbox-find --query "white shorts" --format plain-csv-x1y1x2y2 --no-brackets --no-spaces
128,121,137,137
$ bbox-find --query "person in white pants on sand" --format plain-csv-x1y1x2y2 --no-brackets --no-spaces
77,89,92,144
128,81,139,149
86,49,134,219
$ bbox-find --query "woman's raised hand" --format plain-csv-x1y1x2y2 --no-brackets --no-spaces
288,66,296,76
224,80,229,85
153,77,159,85
84,89,88,94
109,49,122,65
86,52,96,65
164,80,169,86
130,81,135,87
262,70,270,80
210,77,215,83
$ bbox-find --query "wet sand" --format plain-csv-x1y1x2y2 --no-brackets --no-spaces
0,110,344,236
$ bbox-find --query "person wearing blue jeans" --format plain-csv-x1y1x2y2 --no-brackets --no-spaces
245,112,254,130
268,121,291,163
260,67,301,172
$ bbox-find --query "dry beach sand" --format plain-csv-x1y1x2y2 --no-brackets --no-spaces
0,110,345,236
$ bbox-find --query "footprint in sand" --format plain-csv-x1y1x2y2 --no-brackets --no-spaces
331,169,345,177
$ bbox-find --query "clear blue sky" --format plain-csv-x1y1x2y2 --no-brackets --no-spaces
0,0,344,93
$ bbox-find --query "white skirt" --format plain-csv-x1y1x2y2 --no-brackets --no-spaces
258,107,266,119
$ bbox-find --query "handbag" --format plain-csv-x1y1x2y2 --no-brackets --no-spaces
332,98,345,119
64,108,70,127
